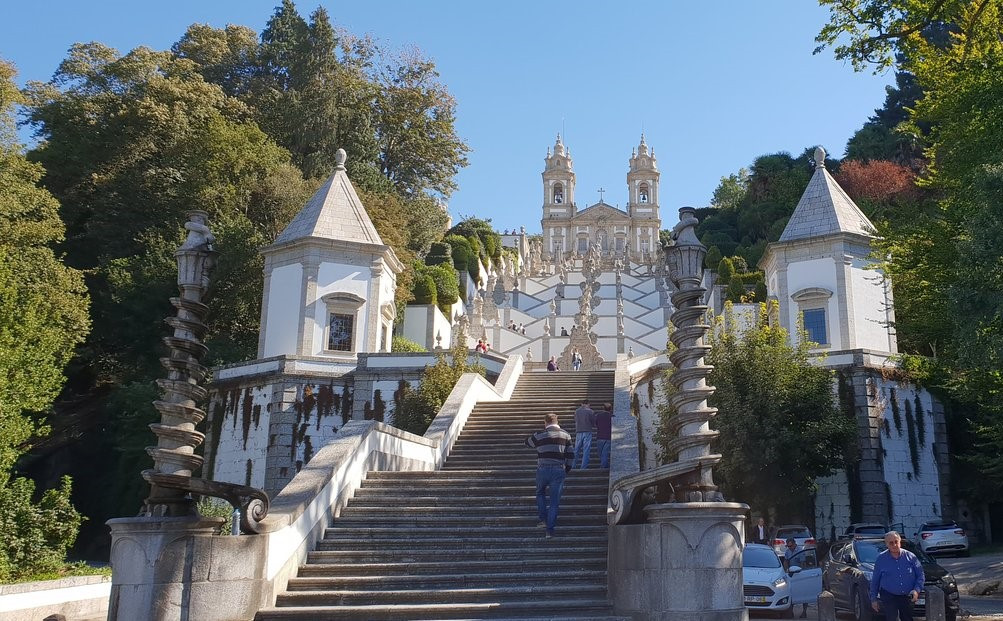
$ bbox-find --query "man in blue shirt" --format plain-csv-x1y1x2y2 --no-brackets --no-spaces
869,531,924,620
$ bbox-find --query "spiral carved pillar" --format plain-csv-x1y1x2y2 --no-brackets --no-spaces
665,206,723,502
142,211,215,517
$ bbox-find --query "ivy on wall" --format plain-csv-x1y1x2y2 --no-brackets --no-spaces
905,398,920,476
890,387,903,435
914,394,926,446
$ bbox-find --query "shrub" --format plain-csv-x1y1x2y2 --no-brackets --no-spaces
394,344,485,435
427,263,459,315
411,273,437,305
392,336,425,352
0,476,82,582
425,241,452,266
717,257,735,283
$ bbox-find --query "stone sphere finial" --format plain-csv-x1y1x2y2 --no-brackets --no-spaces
814,146,826,168
335,148,347,170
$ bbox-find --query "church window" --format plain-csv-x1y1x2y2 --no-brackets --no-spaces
577,237,588,254
641,240,649,254
639,183,649,203
802,308,828,345
553,239,563,255
615,237,624,252
322,291,366,354
328,313,354,351
553,183,564,204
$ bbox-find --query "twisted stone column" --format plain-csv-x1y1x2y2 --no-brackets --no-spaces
143,211,216,517
665,207,723,502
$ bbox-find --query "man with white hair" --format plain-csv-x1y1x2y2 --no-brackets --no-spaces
869,531,924,620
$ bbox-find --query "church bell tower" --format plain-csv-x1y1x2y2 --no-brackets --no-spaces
541,134,576,258
627,134,659,221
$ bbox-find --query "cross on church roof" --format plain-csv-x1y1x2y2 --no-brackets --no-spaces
597,187,606,202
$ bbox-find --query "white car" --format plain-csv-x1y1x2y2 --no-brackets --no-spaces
743,543,822,616
917,520,970,557
772,524,817,556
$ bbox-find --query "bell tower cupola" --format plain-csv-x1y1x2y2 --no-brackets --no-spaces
627,134,659,222
542,133,576,218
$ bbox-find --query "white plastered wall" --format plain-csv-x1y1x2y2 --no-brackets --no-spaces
262,264,303,358
848,259,894,352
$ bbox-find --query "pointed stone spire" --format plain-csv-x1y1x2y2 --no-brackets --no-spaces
272,149,383,247
778,145,875,242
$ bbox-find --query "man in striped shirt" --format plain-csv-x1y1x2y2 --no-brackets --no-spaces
526,413,575,538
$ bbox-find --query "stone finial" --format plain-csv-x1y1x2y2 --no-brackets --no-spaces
814,146,826,169
335,148,347,170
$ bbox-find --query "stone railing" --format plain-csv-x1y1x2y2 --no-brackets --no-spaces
0,575,110,621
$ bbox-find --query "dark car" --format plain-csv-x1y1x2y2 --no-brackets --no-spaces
822,537,960,621
838,522,888,540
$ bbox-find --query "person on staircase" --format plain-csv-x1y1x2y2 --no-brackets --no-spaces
525,413,574,539
595,403,613,469
571,348,582,371
572,399,596,469
547,356,559,371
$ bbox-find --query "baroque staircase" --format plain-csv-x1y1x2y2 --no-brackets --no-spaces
256,370,622,620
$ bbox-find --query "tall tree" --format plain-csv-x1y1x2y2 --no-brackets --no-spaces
0,60,90,476
372,47,469,198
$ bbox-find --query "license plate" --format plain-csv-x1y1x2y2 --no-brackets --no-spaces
917,598,925,606
744,596,768,603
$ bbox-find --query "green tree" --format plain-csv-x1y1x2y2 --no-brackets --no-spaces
0,59,88,581
695,303,855,519
0,60,90,475
372,48,470,198
711,168,749,210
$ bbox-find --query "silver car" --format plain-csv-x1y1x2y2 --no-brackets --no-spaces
917,520,970,557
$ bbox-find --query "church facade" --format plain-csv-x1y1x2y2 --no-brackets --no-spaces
541,135,661,261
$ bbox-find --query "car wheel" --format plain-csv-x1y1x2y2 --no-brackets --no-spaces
851,586,870,621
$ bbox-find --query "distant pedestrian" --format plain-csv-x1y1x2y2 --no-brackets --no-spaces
547,356,559,371
595,402,613,468
525,413,574,538
751,517,770,545
571,348,582,371
560,326,569,337
572,399,596,469
475,338,487,354
870,531,923,620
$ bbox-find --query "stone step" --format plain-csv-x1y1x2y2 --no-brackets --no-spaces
331,514,606,527
275,584,606,606
317,535,607,550
322,525,608,539
338,504,605,517
361,471,609,483
306,547,605,563
347,494,607,507
295,557,607,577
256,604,624,621
285,569,607,590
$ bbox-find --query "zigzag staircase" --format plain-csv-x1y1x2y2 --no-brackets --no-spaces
255,370,624,620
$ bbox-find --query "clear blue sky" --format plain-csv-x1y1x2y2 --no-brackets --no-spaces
2,1,892,233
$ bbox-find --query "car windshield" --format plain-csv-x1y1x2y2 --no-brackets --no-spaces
854,540,935,565
855,526,885,535
777,527,811,538
921,522,959,531
745,547,782,568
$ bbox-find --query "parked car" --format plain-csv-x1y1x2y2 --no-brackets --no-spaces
772,524,817,556
821,537,960,621
838,522,888,540
916,520,970,557
743,543,822,617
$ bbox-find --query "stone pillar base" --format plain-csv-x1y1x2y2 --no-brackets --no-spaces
107,515,267,621
609,502,749,621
